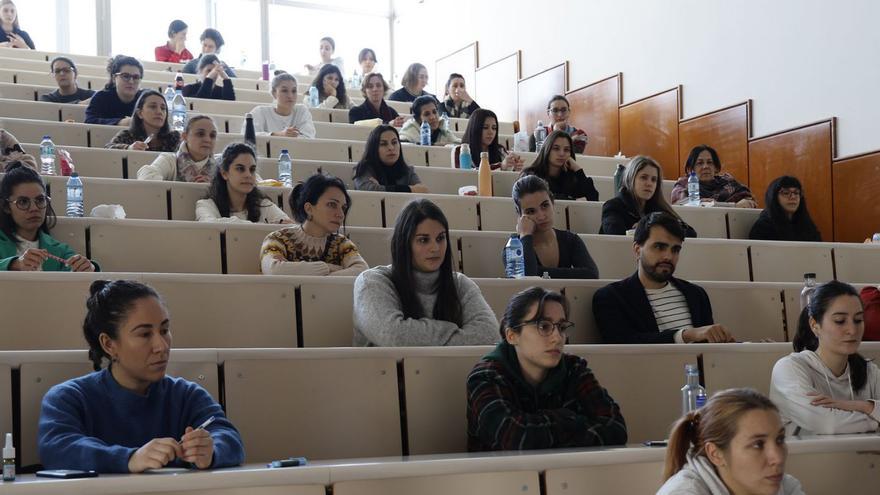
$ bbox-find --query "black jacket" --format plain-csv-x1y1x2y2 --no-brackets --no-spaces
592,272,714,344
599,191,697,237
748,209,821,242
349,100,399,124
182,79,235,101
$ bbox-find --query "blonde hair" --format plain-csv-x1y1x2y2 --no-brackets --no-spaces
622,155,678,218
400,63,427,92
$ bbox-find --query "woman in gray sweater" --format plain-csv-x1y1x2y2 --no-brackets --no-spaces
353,125,429,193
353,199,498,346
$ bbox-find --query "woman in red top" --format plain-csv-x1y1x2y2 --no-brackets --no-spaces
155,19,193,63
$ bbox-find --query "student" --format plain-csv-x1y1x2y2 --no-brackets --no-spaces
348,72,404,125
671,145,756,207
155,19,193,63
260,173,367,276
749,176,821,242
0,0,33,49
453,108,524,171
182,54,235,101
304,36,344,74
658,388,804,495
358,48,377,75
243,72,316,138
137,115,218,182
353,125,428,193
440,73,479,118
353,199,498,346
85,55,143,126
388,63,433,103
196,143,290,224
39,56,95,104
182,28,236,77
0,162,96,272
310,63,352,109
398,95,459,146
467,287,627,451
37,280,244,473
770,281,880,435
592,212,734,344
0,128,37,171
519,131,598,201
600,155,696,236
505,175,598,279
528,96,588,154
106,89,180,152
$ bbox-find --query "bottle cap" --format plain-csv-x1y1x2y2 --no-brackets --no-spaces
461,143,469,151
246,113,253,119
804,273,816,279
3,433,13,458
281,149,289,154
685,364,698,373
43,135,50,139
480,152,488,158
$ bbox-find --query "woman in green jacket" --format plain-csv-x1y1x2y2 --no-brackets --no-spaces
0,162,97,271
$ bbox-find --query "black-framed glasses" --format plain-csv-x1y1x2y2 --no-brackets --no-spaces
516,319,574,337
52,67,74,75
778,189,801,199
114,72,142,82
7,195,50,211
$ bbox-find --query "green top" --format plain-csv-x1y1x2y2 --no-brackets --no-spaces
0,230,99,271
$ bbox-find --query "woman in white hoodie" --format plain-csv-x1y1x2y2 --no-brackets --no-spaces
658,388,804,495
770,280,880,435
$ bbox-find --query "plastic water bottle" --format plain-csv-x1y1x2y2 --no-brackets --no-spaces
687,172,700,206
419,120,431,146
459,143,473,170
65,172,84,217
278,149,292,187
681,364,707,415
244,112,256,148
39,135,56,175
308,86,319,107
504,234,525,279
440,111,450,132
534,121,547,151
351,70,361,89
873,233,880,243
163,86,175,107
800,273,817,311
171,90,187,132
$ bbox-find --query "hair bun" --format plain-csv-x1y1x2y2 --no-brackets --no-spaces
89,279,112,296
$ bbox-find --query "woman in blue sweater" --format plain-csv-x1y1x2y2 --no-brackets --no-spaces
38,280,245,473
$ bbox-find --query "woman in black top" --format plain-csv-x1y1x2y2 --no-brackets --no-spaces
505,175,599,279
388,63,433,103
181,54,235,101
0,1,34,49
348,72,404,126
519,131,598,201
749,175,821,242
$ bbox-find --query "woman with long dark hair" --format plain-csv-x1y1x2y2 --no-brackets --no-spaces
106,89,180,152
453,108,524,171
520,130,598,201
353,199,497,346
311,63,352,109
353,125,428,193
749,176,821,241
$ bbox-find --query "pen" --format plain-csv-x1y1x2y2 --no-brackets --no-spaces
179,416,216,445
267,457,308,468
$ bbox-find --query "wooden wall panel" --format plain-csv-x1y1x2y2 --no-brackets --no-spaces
748,120,835,241
566,74,621,157
434,42,478,101
474,51,520,124
832,151,880,242
619,87,681,180
517,62,567,136
679,101,751,183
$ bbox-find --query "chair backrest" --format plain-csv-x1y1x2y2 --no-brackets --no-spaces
699,283,787,342
298,277,356,347
283,188,384,229
46,176,168,220
544,460,664,495
672,238,751,282
478,196,568,232
20,143,126,179
566,201,603,234
833,243,880,284
726,208,762,239
672,205,728,239
750,242,834,283
224,223,281,275
384,193,479,231
701,343,792,396
332,470,541,495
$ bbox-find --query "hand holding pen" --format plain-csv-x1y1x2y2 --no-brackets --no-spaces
180,416,216,469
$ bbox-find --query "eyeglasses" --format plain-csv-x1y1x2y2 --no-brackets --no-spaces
549,107,569,115
114,73,142,82
516,319,574,337
52,67,74,75
778,189,801,199
7,195,50,211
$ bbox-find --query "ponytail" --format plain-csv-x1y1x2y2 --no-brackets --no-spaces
663,410,701,480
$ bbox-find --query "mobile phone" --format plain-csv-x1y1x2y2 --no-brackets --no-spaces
36,469,99,479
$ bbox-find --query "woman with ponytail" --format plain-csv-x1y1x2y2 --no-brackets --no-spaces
658,388,804,495
770,280,880,435
38,280,244,473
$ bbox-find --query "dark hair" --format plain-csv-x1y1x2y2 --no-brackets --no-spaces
499,286,569,338
519,130,576,183
546,95,570,111
411,95,440,124
462,108,504,165
198,53,221,72
793,280,869,392
200,28,225,51
311,64,349,107
763,175,821,241
183,114,216,134
0,162,56,245
130,89,173,139
320,36,336,51
288,173,351,225
353,125,410,187
664,388,779,481
444,73,464,97
390,199,462,326
684,144,721,175
512,175,554,215
206,143,264,222
358,48,377,64
104,55,143,90
167,19,188,38
633,211,686,245
49,56,77,75
83,280,162,371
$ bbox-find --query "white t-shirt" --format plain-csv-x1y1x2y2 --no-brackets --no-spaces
645,283,692,343
245,105,316,138
195,198,290,224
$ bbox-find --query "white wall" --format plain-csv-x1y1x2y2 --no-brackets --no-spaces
393,0,880,158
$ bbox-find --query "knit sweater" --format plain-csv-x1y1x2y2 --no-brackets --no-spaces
466,340,627,451
85,88,142,126
196,198,290,224
260,224,367,276
105,128,181,152
352,265,498,346
136,143,218,182
657,451,804,495
38,368,244,473
244,105,316,138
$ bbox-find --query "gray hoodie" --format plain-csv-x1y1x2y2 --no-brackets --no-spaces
657,451,805,495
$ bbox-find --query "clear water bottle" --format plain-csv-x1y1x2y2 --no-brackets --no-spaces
873,233,880,243
351,70,361,89
163,86,175,107
800,273,817,311
39,135,56,175
534,121,547,151
171,90,187,132
419,120,431,146
308,86,319,107
681,364,707,415
278,149,292,187
504,234,525,279
459,143,473,170
687,172,700,206
440,111,450,132
66,172,84,217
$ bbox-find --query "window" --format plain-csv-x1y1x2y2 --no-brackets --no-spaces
214,0,262,71
68,0,97,56
13,0,57,51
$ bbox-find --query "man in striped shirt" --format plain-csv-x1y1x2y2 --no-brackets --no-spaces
593,212,735,344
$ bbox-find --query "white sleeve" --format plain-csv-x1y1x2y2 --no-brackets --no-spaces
195,199,247,223
136,153,176,181
260,200,291,224
247,106,273,136
292,105,316,139
318,96,339,109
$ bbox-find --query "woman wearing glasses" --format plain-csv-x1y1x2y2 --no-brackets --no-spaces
0,162,97,271
749,176,821,242
529,95,588,154
466,287,627,451
85,55,144,126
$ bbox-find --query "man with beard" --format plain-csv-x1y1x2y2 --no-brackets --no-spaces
593,212,734,344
